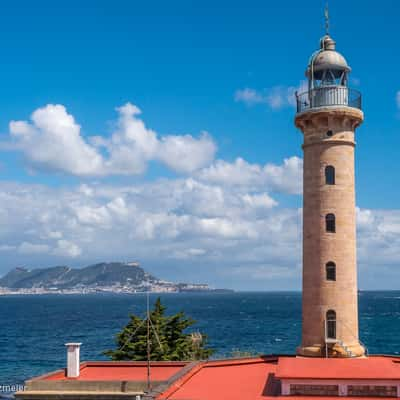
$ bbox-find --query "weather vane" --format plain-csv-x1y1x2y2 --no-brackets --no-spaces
324,1,330,35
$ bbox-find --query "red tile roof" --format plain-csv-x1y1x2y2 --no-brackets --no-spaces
276,356,400,380
157,356,400,400
157,356,280,400
43,361,187,381
33,355,400,400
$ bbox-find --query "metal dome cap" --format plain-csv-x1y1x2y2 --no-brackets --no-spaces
306,35,351,79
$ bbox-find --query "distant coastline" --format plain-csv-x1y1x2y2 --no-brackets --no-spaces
0,287,234,296
0,261,233,295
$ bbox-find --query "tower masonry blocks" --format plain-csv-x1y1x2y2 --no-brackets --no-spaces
296,107,365,357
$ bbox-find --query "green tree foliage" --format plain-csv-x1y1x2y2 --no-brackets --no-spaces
104,297,214,361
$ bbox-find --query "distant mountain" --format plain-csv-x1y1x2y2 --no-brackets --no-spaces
0,262,155,289
0,262,232,294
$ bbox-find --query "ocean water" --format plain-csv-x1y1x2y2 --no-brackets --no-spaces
1,291,400,390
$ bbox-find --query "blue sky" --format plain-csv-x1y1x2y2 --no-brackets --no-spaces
0,0,399,290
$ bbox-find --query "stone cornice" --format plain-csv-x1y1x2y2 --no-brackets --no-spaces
295,107,364,131
302,139,356,149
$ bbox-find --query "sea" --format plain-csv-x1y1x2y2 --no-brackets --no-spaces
1,291,400,395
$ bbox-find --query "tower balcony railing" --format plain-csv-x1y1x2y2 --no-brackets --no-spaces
295,86,362,113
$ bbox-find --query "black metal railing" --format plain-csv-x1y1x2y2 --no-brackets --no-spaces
295,86,362,113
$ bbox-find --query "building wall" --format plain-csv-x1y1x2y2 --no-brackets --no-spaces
282,378,400,397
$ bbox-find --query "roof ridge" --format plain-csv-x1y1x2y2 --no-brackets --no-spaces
155,362,205,399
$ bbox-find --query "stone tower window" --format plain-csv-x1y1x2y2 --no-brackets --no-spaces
325,214,336,233
325,165,335,185
326,310,336,339
326,262,336,281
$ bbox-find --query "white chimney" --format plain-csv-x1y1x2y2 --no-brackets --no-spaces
65,343,82,378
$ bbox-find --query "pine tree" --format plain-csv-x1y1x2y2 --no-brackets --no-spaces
104,297,214,361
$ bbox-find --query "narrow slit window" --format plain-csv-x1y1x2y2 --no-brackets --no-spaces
326,262,336,281
326,214,336,233
325,166,335,185
326,310,336,339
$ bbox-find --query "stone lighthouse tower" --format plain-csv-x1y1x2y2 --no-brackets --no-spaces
295,31,365,357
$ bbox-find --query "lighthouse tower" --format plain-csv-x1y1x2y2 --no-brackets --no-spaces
295,30,365,357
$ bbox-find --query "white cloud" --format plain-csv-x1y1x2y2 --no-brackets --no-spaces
377,213,400,235
198,157,262,186
5,103,217,176
10,105,103,176
47,231,63,239
18,242,50,255
234,88,264,105
195,217,258,239
1,98,399,289
263,156,303,194
241,193,277,209
0,180,400,288
78,184,95,197
53,240,82,258
230,264,299,280
15,239,80,258
186,248,206,256
75,204,112,227
356,208,400,270
356,207,375,229
197,156,303,195
235,81,307,110
172,248,207,259
100,103,159,175
0,176,301,274
0,245,17,252
157,133,216,173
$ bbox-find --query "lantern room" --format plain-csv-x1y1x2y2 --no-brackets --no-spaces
295,34,361,113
